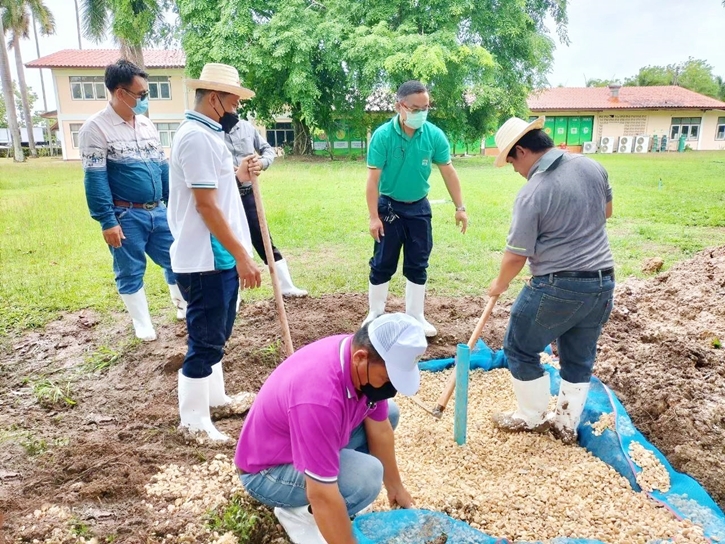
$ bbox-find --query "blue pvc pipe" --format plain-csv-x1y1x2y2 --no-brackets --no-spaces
454,343,470,445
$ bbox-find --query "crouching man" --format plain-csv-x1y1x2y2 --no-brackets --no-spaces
235,313,426,544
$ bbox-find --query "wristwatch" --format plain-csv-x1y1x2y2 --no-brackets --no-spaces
455,205,466,212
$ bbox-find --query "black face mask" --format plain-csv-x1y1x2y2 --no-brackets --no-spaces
359,361,397,407
212,96,240,134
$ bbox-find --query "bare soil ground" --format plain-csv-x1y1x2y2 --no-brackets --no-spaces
1,246,724,542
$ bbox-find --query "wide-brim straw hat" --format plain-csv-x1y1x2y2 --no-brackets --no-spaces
494,116,546,167
186,63,255,99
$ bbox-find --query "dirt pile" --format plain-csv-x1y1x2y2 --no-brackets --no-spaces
597,245,725,508
1,246,725,542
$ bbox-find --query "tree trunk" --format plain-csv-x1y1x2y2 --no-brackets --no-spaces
120,42,145,70
32,12,54,156
292,115,312,155
73,0,82,49
0,18,24,162
13,36,37,158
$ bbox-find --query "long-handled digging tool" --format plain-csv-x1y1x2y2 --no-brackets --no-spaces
250,172,294,358
430,295,499,419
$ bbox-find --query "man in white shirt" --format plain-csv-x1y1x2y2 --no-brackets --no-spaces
168,63,262,441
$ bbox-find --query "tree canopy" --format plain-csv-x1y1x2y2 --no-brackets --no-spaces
177,0,568,154
623,58,723,100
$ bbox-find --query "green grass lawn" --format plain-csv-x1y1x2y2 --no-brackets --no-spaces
1,151,724,335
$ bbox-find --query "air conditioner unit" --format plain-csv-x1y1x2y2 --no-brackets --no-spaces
599,136,616,154
618,136,634,153
634,135,650,153
582,141,597,154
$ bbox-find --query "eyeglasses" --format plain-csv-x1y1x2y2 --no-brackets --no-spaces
122,88,149,100
401,103,431,114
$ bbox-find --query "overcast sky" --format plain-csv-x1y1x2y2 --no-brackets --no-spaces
8,0,725,112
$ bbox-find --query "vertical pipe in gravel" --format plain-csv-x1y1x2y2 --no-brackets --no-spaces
454,343,471,445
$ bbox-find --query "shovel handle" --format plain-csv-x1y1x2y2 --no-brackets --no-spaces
432,296,498,417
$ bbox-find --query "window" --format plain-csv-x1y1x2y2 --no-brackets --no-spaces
716,117,725,140
70,76,106,100
670,117,701,141
155,122,180,147
266,122,295,148
69,123,82,148
148,76,172,100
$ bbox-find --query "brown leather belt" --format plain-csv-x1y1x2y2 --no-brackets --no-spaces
113,199,160,210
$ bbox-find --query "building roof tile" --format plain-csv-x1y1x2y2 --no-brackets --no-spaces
527,86,725,111
26,49,185,69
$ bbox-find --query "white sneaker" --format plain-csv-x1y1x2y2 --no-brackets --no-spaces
273,506,328,544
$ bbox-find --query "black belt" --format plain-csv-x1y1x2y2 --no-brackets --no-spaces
239,185,253,196
537,268,614,279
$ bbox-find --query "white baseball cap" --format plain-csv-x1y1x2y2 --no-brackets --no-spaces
368,313,427,396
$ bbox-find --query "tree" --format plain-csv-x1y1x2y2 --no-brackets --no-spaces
624,58,721,99
177,0,567,155
0,79,40,128
2,0,54,158
80,0,174,69
0,10,22,161
585,78,620,88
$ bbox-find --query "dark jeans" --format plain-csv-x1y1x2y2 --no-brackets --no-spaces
175,268,239,379
504,273,615,384
239,186,283,265
369,195,433,285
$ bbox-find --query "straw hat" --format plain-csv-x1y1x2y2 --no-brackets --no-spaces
494,116,545,167
186,63,255,99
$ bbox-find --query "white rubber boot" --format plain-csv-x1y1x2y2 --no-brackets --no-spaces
208,363,233,407
168,283,187,320
552,379,590,445
362,281,389,327
276,258,308,297
120,288,156,341
177,370,230,442
405,280,437,337
492,374,552,433
274,506,328,544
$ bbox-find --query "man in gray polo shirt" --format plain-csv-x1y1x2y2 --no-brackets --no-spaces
225,120,307,297
488,116,615,445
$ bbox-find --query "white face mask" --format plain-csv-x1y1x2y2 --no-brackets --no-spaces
403,109,428,130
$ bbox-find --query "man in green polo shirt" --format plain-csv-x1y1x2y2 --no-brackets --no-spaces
363,80,468,337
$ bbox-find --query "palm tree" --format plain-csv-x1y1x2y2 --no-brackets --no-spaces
2,0,55,158
0,10,23,161
80,0,166,70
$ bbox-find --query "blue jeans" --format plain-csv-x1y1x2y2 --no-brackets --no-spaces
108,204,176,294
369,196,432,285
504,274,615,384
240,401,400,516
175,268,238,379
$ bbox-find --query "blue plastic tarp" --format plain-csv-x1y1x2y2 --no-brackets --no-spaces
353,341,725,544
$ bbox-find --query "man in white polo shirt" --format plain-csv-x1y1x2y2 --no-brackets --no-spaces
168,63,262,441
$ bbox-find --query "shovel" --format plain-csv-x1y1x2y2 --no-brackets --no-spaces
430,295,498,418
250,171,294,357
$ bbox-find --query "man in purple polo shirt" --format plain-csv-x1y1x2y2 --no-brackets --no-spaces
236,313,427,544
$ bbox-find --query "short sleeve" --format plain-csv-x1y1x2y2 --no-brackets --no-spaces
176,131,221,189
506,194,538,257
288,404,343,482
78,121,107,170
432,128,451,165
366,399,389,422
367,128,387,169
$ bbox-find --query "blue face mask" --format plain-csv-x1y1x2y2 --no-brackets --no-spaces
131,95,149,115
403,109,428,130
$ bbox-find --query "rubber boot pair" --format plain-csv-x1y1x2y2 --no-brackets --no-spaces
361,280,436,337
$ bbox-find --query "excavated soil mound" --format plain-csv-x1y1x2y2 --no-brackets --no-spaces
1,247,724,541
597,246,725,509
